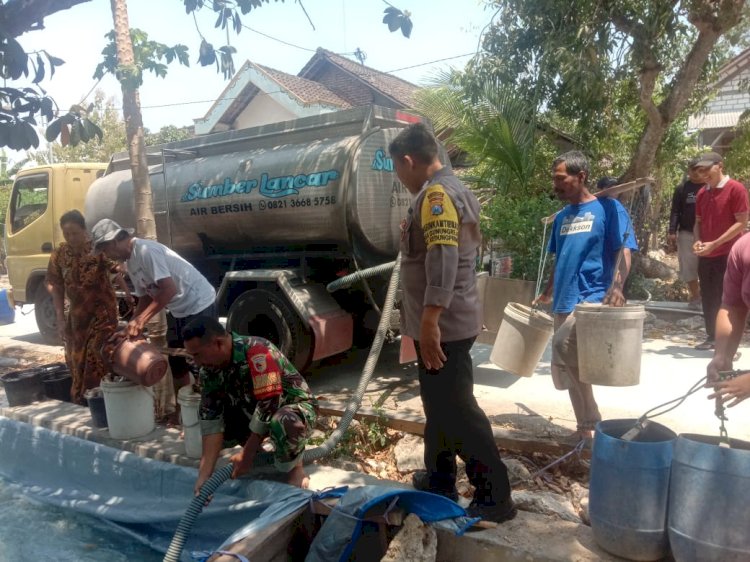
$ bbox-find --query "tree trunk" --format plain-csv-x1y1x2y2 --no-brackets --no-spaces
618,0,745,257
110,0,156,241
110,0,171,418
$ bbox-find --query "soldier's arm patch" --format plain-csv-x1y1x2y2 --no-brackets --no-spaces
421,184,459,248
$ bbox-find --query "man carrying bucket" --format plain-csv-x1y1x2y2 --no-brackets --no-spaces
389,123,516,524
534,151,638,440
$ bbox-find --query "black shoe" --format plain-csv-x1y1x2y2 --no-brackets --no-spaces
412,470,459,502
467,497,518,524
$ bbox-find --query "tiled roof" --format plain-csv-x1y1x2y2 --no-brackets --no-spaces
253,63,351,108
298,48,418,107
714,47,750,89
688,111,743,130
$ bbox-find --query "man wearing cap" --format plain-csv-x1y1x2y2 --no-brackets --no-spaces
668,158,704,309
91,218,217,398
692,151,749,350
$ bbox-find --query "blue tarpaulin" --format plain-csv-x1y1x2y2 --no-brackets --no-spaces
0,417,476,561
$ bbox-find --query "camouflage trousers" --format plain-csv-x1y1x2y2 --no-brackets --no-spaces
269,402,317,472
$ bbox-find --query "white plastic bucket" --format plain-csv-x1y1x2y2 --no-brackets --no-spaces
490,303,553,377
574,303,646,386
178,385,202,459
100,378,155,439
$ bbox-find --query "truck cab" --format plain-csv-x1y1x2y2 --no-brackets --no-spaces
4,163,107,343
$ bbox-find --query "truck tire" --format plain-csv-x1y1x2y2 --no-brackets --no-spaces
34,284,61,345
226,288,313,372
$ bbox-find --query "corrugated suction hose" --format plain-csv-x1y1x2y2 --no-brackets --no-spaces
163,257,401,562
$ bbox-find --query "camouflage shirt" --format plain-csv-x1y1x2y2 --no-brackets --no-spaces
199,334,317,437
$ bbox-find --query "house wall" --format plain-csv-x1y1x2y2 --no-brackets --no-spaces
705,70,750,115
232,94,298,129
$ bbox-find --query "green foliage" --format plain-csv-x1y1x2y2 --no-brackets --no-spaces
33,91,127,163
45,104,103,148
94,29,189,88
483,194,559,281
417,72,563,281
724,111,750,185
0,1,413,152
145,125,193,146
0,181,11,230
416,72,539,198
382,6,413,38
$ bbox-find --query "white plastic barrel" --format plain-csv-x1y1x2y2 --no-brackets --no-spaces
100,378,155,439
490,303,553,377
177,385,202,459
574,303,646,386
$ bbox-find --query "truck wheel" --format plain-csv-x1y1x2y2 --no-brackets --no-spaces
227,289,313,372
34,284,61,345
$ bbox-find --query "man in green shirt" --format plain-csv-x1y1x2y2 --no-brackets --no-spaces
182,316,317,494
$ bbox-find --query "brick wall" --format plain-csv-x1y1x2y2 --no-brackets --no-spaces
706,70,750,113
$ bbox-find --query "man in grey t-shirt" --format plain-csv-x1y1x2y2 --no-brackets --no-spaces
92,219,217,397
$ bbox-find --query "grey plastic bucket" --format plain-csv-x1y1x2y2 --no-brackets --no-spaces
668,434,750,561
574,303,645,386
490,303,553,377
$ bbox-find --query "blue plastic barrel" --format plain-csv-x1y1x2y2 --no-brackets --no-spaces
0,288,14,325
668,434,750,561
589,419,677,561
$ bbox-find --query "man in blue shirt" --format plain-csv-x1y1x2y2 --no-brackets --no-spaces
535,151,638,440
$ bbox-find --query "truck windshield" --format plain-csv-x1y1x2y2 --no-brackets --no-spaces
9,173,49,233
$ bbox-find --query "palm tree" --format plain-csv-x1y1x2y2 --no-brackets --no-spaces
414,73,539,204
415,74,557,280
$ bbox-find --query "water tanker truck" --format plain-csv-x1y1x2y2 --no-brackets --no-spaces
83,105,431,370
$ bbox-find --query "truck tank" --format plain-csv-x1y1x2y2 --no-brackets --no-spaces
85,107,414,269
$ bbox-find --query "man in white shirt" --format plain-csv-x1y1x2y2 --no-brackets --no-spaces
91,219,217,396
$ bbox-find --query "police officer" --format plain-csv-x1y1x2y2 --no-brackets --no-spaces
389,123,516,523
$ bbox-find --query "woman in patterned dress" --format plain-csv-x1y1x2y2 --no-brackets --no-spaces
45,210,122,404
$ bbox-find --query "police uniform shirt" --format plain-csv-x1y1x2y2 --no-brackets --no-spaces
400,167,482,342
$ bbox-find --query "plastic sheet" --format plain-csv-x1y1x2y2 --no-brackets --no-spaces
0,418,310,561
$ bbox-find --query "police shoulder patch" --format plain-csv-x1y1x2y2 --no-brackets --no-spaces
421,184,459,248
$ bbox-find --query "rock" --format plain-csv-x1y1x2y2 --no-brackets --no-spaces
504,458,532,483
643,312,658,326
579,497,590,526
638,255,677,281
365,459,387,472
394,434,425,473
513,490,580,522
676,316,704,330
310,429,326,441
456,481,472,497
315,416,335,430
380,513,437,562
325,458,363,472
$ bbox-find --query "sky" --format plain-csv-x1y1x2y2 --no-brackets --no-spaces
12,0,496,161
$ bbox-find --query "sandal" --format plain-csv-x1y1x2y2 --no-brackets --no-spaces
695,341,715,351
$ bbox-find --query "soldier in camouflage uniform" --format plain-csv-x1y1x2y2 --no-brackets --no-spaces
183,316,317,493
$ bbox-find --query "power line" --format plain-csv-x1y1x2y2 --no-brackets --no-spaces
67,53,479,113
242,24,318,52
385,53,475,73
